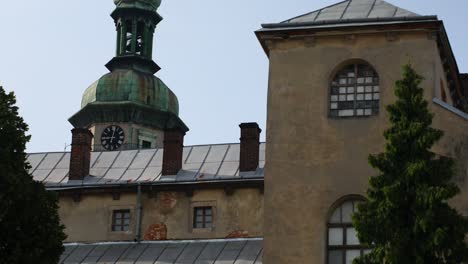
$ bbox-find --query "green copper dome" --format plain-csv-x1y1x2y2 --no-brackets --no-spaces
81,69,179,116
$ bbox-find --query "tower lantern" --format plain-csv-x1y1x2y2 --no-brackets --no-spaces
106,0,163,74
69,0,188,152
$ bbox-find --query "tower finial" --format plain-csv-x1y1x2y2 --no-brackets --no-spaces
106,0,163,74
114,0,161,11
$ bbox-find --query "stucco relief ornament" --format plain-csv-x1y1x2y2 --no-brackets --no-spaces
144,223,167,241
159,192,177,212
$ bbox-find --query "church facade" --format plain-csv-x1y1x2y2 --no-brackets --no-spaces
26,0,467,263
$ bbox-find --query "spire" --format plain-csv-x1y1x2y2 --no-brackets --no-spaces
105,0,163,74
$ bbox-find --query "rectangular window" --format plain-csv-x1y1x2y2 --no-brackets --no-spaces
193,206,213,229
112,209,131,232
141,140,152,149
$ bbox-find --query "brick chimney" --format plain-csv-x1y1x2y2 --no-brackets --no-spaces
69,128,93,181
162,129,185,176
239,122,262,172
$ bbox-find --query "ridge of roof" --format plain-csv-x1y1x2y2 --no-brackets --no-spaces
278,0,422,26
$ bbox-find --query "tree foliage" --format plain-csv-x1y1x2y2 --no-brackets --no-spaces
0,87,66,263
352,64,468,264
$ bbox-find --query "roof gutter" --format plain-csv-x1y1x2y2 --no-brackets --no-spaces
46,177,264,192
260,15,438,29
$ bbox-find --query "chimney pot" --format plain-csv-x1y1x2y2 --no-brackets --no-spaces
69,128,93,181
239,122,262,172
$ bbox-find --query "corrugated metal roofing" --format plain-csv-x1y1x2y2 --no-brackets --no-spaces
60,238,263,264
27,143,265,187
281,0,419,24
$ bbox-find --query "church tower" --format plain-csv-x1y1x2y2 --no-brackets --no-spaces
69,0,188,151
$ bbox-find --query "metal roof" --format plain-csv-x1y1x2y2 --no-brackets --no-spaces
60,238,263,264
257,0,439,31
282,0,419,24
27,143,265,187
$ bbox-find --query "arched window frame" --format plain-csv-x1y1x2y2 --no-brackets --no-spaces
326,196,370,264
329,62,380,118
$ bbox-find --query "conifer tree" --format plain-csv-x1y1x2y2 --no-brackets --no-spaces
353,64,468,264
0,87,66,263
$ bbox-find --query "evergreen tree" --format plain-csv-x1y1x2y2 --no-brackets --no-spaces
353,64,468,264
0,87,66,263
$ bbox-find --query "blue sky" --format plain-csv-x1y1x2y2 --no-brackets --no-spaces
0,0,467,153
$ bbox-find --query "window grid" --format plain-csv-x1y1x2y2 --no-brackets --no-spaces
330,64,380,118
327,200,370,264
112,209,131,232
193,206,213,229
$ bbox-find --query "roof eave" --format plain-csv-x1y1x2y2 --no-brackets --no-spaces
256,18,440,57
436,23,468,110
46,177,264,193
260,15,437,30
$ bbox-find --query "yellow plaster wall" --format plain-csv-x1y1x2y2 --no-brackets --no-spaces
59,188,263,243
263,30,468,264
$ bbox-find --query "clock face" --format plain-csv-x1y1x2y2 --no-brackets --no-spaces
101,125,125,151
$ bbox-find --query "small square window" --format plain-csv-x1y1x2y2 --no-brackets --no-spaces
193,206,213,229
329,250,343,264
346,250,361,264
339,95,346,101
356,94,364,100
346,228,360,245
373,86,380,92
339,79,347,85
330,103,338,110
141,140,152,149
331,95,338,102
365,86,373,93
112,210,131,232
339,87,347,94
357,86,364,93
357,78,365,84
365,94,373,101
347,87,354,93
338,109,354,117
346,95,354,101
328,228,344,246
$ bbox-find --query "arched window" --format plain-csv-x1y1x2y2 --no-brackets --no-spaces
327,199,369,264
330,63,380,118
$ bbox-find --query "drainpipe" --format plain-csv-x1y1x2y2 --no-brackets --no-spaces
135,183,142,242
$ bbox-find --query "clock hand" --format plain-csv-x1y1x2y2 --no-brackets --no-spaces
111,127,116,142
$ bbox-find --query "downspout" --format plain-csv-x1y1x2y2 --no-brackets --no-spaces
135,183,142,242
